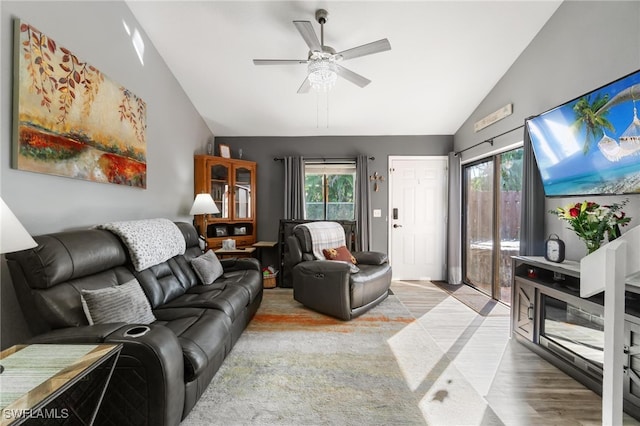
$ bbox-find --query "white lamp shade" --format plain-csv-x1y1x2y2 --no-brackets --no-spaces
1,197,37,254
189,193,220,215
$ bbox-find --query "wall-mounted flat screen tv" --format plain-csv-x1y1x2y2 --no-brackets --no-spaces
526,69,640,197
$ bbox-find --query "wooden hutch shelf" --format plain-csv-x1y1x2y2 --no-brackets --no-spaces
194,155,257,249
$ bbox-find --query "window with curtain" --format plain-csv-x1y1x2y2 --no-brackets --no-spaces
304,162,356,220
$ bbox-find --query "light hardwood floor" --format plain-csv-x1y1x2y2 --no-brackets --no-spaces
390,280,640,425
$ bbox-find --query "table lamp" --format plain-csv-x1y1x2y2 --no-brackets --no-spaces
1,197,37,255
189,193,220,249
0,197,37,373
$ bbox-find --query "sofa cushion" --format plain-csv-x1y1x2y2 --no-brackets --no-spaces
191,250,224,285
174,222,203,290
175,222,202,260
322,247,360,273
323,246,357,264
7,230,127,290
134,223,209,308
25,267,135,329
135,258,192,309
153,308,231,381
81,278,156,325
158,284,249,322
212,269,263,301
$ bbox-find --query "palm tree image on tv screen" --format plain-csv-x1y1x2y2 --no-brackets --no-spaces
527,69,640,197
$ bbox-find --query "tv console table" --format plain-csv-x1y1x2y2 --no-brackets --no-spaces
511,256,640,420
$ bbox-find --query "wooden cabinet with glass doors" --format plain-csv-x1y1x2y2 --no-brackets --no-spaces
194,155,256,249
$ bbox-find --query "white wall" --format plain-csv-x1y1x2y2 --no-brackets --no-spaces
453,1,640,261
0,1,213,348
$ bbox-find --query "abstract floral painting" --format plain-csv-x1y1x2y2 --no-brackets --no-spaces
13,19,147,188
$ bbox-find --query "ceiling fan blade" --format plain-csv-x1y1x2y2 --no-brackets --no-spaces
297,76,312,94
336,38,391,61
336,65,371,88
253,59,308,65
293,21,322,52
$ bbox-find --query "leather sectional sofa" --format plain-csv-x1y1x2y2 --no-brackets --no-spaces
6,222,263,425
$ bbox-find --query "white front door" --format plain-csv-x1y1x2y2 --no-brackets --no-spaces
389,156,448,280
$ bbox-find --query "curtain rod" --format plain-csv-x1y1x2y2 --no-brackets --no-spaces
454,124,524,156
273,156,375,161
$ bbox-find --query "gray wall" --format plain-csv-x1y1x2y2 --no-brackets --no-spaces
0,1,213,349
453,1,640,260
216,135,452,254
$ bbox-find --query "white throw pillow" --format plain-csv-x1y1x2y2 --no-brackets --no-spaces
191,249,224,285
81,278,156,325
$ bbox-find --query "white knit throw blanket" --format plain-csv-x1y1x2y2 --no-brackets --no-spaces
97,218,186,271
299,222,346,260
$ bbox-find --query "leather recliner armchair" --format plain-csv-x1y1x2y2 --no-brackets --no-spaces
286,222,392,320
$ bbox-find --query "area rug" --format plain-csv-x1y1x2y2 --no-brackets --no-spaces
181,289,426,425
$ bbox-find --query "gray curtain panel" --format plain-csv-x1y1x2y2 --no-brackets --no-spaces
447,152,462,284
519,124,546,256
283,156,305,219
355,155,371,251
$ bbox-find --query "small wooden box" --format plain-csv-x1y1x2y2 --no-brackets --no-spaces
263,272,278,289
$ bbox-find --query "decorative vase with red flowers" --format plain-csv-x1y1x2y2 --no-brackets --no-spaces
549,199,631,254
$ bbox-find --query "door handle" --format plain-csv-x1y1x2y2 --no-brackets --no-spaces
393,224,403,228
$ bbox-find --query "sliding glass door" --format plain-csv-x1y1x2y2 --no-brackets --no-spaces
463,147,523,304
464,160,494,296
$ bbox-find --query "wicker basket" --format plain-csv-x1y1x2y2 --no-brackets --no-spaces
263,272,278,289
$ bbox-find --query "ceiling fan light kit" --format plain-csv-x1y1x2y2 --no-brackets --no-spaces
253,9,391,93
308,54,338,92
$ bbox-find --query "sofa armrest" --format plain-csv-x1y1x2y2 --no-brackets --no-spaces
104,324,184,426
220,257,261,273
30,324,184,426
285,235,302,266
353,251,388,265
28,323,127,344
292,261,351,320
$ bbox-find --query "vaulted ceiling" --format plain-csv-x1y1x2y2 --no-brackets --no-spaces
127,1,562,137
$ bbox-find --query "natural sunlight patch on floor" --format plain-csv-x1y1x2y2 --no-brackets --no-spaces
416,296,477,353
449,312,510,397
387,319,444,392
388,286,512,425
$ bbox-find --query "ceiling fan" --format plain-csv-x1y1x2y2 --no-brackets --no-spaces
253,9,391,93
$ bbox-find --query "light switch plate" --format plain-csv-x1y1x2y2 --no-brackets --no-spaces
373,209,382,218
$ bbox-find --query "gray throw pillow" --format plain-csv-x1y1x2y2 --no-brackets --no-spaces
191,249,224,285
81,278,156,325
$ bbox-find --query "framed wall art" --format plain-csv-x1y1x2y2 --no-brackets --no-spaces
219,144,231,158
13,19,147,188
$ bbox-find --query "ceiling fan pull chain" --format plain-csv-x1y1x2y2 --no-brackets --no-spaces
326,91,330,128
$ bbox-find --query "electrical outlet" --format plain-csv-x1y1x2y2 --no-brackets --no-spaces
373,209,382,218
